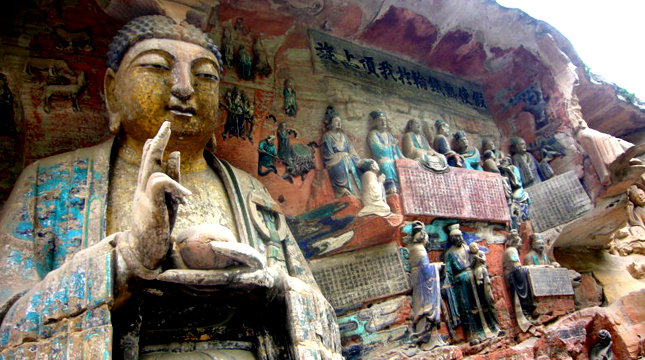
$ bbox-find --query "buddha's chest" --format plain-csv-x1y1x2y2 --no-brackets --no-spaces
106,159,238,240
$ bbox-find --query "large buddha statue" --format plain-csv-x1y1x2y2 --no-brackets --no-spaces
0,16,342,359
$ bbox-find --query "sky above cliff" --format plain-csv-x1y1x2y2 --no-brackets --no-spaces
496,0,645,101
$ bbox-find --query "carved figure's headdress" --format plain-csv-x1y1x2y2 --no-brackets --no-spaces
447,223,462,236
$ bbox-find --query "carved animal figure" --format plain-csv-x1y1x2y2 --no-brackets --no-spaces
43,70,86,113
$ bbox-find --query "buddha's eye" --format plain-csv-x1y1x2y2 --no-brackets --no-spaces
140,63,170,71
196,73,219,81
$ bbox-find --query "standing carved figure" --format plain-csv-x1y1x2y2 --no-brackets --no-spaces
283,79,297,117
238,45,253,80
455,131,482,171
433,119,463,168
405,221,446,350
220,28,234,67
444,224,499,344
510,137,543,187
469,243,493,306
252,37,271,77
367,111,403,194
401,119,448,173
321,107,367,197
503,230,534,332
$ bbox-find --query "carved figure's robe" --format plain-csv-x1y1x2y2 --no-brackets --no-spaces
368,129,402,186
322,131,362,195
0,139,341,358
401,132,448,173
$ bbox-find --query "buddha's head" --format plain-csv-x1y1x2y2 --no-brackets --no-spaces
104,15,223,155
530,234,545,253
405,119,421,134
510,137,527,155
627,185,645,207
370,111,387,132
455,131,469,151
482,138,496,152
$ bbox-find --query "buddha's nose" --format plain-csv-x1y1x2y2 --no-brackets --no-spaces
171,64,194,101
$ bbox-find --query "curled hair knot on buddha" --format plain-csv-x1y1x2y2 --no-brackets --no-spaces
106,15,223,73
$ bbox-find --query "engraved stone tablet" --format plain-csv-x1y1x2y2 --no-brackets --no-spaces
397,159,510,222
527,267,574,297
526,171,593,232
309,242,410,309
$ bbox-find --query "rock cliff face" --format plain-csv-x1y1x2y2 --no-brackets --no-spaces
1,0,645,358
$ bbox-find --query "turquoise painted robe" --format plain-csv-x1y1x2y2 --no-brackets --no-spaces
368,130,402,185
0,139,341,358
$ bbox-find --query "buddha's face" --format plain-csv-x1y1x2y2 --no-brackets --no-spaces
409,120,421,134
514,139,527,153
629,187,645,207
458,136,469,150
483,140,495,152
532,238,545,252
439,122,449,134
331,116,342,131
450,232,464,246
107,38,220,150
375,115,387,131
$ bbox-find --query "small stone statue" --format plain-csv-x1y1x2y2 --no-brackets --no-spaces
283,79,297,117
221,28,234,67
401,119,448,173
510,137,544,187
502,229,534,332
455,131,482,171
523,234,560,267
252,37,271,77
238,45,253,80
444,224,499,343
367,111,403,194
433,119,463,168
321,107,369,197
469,243,493,306
405,221,446,350
499,156,530,203
258,135,278,176
277,122,298,164
357,161,390,217
627,185,645,233
589,330,614,360
482,150,500,173
481,138,503,172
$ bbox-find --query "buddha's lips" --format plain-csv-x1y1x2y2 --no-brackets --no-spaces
167,105,196,117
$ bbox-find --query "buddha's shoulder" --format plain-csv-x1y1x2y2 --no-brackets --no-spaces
21,139,114,177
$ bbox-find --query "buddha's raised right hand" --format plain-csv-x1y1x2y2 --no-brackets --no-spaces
128,122,192,271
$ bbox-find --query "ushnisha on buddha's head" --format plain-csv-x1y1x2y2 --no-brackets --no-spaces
104,15,223,165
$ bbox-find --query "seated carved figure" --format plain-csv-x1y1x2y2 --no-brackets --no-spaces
0,16,342,359
433,119,463,168
455,131,482,171
367,111,403,194
523,234,560,267
321,108,369,198
401,119,448,173
510,137,544,187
